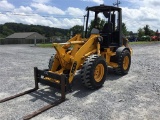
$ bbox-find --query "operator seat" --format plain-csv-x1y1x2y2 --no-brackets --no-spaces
100,22,113,48
91,28,99,34
101,22,113,33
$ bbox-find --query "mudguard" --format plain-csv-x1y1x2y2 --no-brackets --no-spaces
116,46,130,57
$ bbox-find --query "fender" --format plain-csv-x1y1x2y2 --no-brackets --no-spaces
116,46,130,57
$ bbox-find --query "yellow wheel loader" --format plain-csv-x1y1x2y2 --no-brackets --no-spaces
0,5,132,120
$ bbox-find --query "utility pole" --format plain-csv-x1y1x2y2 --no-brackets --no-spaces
113,0,121,7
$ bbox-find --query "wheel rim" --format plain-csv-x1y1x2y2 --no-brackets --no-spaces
94,64,104,82
123,56,129,70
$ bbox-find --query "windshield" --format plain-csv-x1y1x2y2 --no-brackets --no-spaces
84,10,119,38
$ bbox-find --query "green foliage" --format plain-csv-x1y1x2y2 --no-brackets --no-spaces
30,26,44,34
88,19,128,36
0,22,69,38
156,29,159,37
0,25,14,36
122,23,128,36
140,35,151,41
37,43,52,48
128,31,133,35
143,25,150,36
137,28,145,38
88,17,105,33
130,41,160,45
150,29,155,36
69,25,83,36
0,34,5,38
137,25,156,40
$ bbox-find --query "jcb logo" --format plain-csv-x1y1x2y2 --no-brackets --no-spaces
71,61,77,74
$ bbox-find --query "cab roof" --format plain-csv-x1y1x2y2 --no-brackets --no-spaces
86,4,121,12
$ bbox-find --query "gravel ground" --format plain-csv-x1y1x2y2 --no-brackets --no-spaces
0,43,160,120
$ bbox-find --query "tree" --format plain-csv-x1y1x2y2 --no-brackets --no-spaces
69,25,83,36
55,32,63,36
150,29,155,36
156,29,159,33
122,23,128,36
137,28,145,38
30,27,44,34
137,25,156,39
128,31,133,36
2,25,14,36
143,25,151,36
155,29,159,36
88,19,128,36
0,22,69,38
88,17,105,33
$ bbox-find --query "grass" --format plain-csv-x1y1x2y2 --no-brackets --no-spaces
129,41,160,45
37,43,53,47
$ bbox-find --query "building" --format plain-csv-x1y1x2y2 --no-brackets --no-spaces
5,32,46,44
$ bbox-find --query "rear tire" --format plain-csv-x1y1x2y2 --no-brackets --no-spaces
115,50,131,75
81,54,107,89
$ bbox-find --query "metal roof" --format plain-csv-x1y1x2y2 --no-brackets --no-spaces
6,32,46,39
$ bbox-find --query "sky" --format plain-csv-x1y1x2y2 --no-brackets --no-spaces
0,0,160,32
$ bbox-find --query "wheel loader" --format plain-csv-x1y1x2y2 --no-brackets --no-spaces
0,5,132,120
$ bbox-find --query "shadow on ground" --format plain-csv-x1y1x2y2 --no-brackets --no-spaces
28,67,123,103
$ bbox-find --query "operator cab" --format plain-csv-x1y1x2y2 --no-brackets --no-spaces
85,5,122,48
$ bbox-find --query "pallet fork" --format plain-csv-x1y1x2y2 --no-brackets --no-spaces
0,67,67,120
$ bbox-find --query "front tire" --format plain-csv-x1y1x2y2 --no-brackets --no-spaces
48,54,61,71
81,54,107,89
48,55,54,70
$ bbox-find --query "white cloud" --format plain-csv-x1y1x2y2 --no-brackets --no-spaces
0,1,83,29
0,0,15,11
32,0,50,4
82,0,104,4
122,5,160,32
17,15,54,27
62,18,83,28
66,7,85,17
14,6,33,14
144,0,160,8
150,0,160,7
93,0,104,4
0,0,160,32
0,14,15,23
0,13,83,29
31,3,65,15
48,17,83,28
